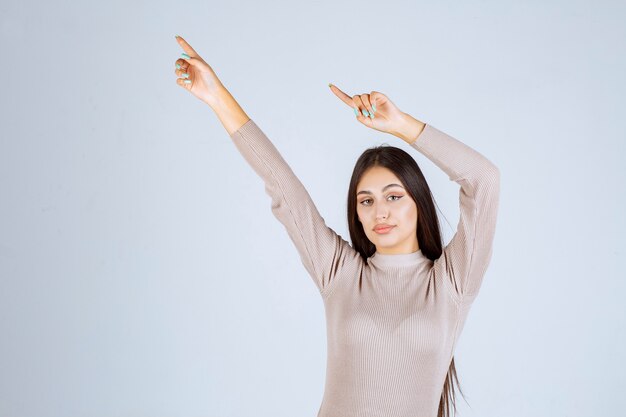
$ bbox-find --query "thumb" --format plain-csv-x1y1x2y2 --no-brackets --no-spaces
181,55,212,73
181,55,200,68
369,91,387,106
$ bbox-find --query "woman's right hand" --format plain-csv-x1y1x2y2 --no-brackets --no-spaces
174,35,226,108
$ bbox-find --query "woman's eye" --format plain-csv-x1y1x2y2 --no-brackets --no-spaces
389,195,402,201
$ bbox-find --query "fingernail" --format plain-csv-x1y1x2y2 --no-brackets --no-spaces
370,112,374,119
175,35,179,39
354,108,359,116
184,79,191,84
176,63,181,69
182,73,189,78
181,53,190,59
328,82,333,88
362,109,369,117
372,104,376,112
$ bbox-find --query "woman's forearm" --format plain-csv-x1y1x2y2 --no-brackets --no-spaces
211,87,251,136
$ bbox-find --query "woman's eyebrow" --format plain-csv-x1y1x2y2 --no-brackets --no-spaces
357,183,405,196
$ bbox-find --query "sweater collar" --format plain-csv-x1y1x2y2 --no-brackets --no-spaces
367,249,428,267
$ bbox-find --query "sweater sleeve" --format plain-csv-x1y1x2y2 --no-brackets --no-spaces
228,118,363,298
409,123,500,305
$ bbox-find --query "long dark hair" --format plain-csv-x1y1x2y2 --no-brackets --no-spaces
346,144,467,417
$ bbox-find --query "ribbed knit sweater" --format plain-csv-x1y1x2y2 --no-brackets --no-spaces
229,118,500,417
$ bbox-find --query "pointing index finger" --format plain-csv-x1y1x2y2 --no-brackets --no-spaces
329,83,355,108
175,35,199,57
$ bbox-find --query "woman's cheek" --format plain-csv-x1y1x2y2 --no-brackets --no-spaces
399,201,419,226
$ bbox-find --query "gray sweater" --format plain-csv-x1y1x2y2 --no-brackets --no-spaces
229,118,500,417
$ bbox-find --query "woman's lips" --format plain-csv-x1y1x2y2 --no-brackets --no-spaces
374,225,395,234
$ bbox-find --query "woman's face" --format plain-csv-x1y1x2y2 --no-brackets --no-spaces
356,166,419,255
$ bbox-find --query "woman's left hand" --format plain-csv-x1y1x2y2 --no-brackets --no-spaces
328,84,406,136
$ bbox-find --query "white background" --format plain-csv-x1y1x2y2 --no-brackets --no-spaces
1,0,624,416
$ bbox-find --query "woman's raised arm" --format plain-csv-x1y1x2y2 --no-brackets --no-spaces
173,36,363,298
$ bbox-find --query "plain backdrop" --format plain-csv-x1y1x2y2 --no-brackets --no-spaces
1,1,624,416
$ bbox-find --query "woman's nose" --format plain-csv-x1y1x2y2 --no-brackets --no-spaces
376,206,389,219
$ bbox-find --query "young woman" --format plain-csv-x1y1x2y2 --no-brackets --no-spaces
173,35,500,417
